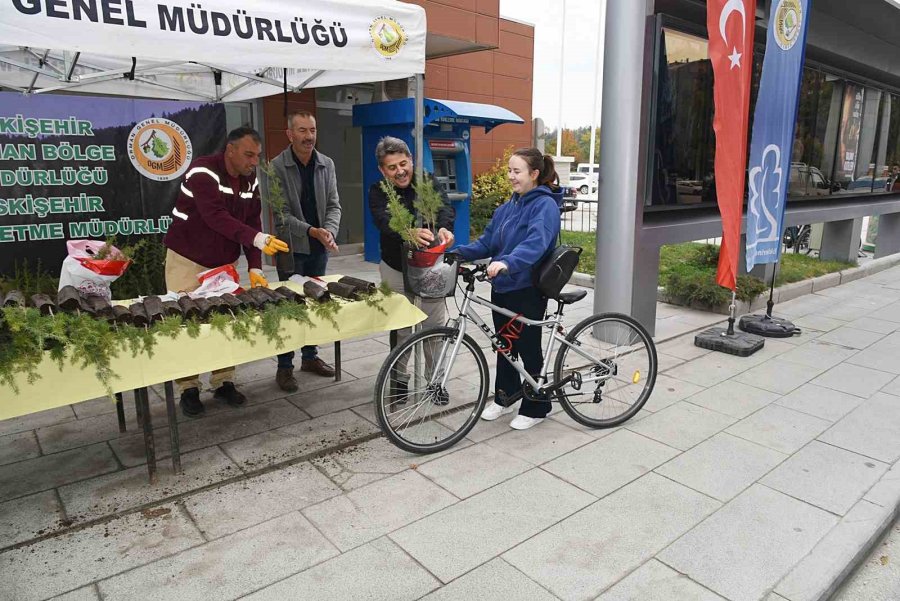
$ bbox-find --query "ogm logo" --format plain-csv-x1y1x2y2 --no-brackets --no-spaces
370,16,406,59
127,118,193,181
774,0,803,51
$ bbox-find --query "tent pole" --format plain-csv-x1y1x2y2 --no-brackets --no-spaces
26,50,50,93
412,72,425,364
414,73,424,182
63,51,80,81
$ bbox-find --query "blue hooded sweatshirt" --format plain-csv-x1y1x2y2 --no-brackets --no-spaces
455,185,562,293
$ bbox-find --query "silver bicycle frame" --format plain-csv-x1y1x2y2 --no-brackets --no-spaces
432,284,610,393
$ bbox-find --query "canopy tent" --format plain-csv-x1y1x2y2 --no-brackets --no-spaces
0,0,426,101
0,0,428,182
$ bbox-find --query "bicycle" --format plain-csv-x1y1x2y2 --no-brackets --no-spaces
373,257,658,454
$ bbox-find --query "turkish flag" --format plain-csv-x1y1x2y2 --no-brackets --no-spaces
708,0,756,290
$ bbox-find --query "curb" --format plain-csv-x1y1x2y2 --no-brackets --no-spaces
774,463,900,601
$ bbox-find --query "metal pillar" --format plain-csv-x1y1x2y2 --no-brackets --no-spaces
632,244,661,333
594,0,649,317
414,73,424,183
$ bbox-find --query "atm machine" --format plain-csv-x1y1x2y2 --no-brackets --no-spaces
353,98,523,263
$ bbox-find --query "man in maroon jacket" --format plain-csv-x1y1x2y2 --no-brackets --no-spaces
164,126,288,417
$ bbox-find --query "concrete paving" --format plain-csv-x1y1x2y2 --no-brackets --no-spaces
1,253,900,600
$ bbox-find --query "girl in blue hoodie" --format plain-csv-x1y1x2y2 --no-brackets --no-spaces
455,148,562,430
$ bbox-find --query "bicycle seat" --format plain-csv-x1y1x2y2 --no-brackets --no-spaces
556,289,587,304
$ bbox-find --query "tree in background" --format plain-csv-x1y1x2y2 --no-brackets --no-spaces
544,128,584,163
470,146,514,237
542,126,600,164
578,127,601,163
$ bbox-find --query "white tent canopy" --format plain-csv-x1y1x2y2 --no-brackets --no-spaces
0,0,426,101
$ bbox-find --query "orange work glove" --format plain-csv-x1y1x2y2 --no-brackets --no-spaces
249,269,268,288
262,236,289,256
253,233,290,256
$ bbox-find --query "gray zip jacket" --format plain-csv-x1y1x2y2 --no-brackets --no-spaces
258,146,342,255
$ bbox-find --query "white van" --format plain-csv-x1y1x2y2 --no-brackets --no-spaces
576,163,599,182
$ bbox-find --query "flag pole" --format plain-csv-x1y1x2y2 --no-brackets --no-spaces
726,290,737,336
694,0,764,357
766,264,776,318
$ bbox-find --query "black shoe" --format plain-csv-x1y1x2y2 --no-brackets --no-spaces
275,367,299,393
301,357,336,378
214,382,246,406
179,387,204,417
390,379,408,405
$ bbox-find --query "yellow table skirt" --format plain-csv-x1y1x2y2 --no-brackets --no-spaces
0,280,424,421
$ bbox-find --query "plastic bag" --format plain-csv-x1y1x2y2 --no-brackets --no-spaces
188,265,242,298
58,239,131,301
402,244,457,298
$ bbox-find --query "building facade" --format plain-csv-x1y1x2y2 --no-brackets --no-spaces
598,0,900,334
257,0,535,248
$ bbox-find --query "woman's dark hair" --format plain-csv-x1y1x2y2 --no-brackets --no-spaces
512,147,558,188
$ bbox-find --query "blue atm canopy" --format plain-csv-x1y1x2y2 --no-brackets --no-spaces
353,98,523,133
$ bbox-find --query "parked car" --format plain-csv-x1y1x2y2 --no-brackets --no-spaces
568,172,598,196
576,163,599,179
845,176,890,193
789,163,839,196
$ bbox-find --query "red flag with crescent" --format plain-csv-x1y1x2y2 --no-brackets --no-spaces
708,0,756,290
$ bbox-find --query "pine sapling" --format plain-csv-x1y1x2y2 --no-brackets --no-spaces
260,160,288,222
412,175,445,232
380,179,416,245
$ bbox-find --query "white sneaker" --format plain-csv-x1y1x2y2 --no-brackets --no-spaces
481,401,517,421
510,415,545,430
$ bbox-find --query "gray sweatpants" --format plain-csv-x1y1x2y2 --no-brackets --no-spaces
379,262,449,381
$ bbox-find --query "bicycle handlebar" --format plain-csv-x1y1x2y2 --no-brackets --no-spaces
461,263,490,282
444,253,491,283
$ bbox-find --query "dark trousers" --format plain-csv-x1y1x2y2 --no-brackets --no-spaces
277,251,328,369
491,287,551,419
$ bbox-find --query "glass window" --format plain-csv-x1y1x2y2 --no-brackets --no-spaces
790,70,840,198
874,93,900,193
830,84,887,195
650,28,716,207
649,23,900,210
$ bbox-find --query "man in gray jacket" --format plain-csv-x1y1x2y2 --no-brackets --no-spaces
259,110,342,391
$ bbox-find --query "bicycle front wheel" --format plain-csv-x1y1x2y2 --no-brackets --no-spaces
374,327,489,454
553,313,657,428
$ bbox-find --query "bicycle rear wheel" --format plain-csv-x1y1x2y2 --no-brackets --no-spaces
553,312,657,428
374,327,489,454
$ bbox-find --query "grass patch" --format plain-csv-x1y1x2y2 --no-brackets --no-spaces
775,253,853,286
561,230,597,275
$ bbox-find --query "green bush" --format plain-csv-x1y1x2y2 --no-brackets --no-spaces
470,147,514,238
0,258,59,296
0,238,168,301
470,192,504,239
663,263,766,305
110,236,168,299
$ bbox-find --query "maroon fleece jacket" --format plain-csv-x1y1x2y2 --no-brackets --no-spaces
163,153,263,270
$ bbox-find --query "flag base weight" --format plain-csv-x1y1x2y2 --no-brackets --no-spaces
738,314,801,338
694,327,765,357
